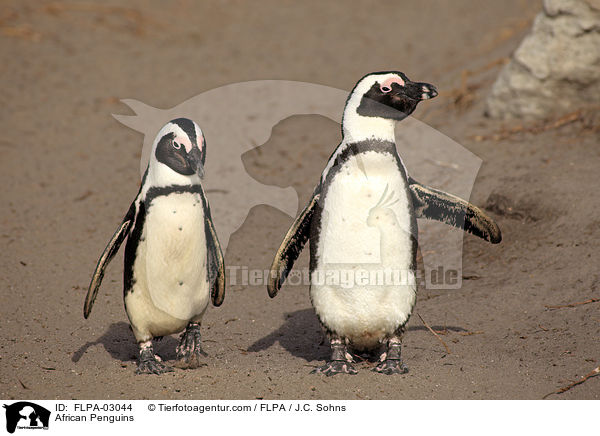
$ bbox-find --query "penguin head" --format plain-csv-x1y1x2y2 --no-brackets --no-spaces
344,72,438,132
148,118,206,185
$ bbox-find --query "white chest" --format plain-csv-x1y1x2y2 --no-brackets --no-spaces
136,192,210,320
318,151,413,266
311,151,417,348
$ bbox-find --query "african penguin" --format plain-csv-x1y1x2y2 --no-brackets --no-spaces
84,118,225,374
268,71,501,376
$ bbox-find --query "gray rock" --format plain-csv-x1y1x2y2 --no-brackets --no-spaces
486,0,600,119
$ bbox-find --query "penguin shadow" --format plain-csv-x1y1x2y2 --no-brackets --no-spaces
247,309,330,362
72,322,179,364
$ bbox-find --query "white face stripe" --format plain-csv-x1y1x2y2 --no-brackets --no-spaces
380,76,405,91
194,123,204,151
341,75,401,145
350,73,405,99
322,73,409,182
170,124,193,153
143,120,205,192
151,121,205,155
342,73,405,140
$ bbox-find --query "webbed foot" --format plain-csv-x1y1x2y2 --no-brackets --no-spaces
174,322,207,369
373,359,408,375
135,344,173,375
312,334,357,376
373,334,408,375
312,360,358,376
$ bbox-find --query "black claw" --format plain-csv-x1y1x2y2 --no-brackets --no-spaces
311,360,358,376
373,359,408,375
174,323,207,369
136,349,173,375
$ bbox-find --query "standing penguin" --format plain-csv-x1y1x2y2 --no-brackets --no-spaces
84,118,225,374
268,72,501,376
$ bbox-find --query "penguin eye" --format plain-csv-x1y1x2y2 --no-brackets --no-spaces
173,141,181,150
381,86,392,93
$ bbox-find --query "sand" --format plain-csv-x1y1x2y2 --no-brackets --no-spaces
1,0,598,400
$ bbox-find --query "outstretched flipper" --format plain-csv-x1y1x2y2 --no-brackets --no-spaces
268,190,321,297
84,202,136,318
409,178,502,244
198,185,226,306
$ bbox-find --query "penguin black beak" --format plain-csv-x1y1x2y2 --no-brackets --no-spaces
187,146,205,178
405,81,438,101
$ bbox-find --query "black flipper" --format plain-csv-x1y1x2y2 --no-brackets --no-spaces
268,190,321,298
409,178,502,244
84,202,136,318
199,186,226,307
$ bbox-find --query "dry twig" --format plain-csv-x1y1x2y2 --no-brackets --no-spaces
543,366,600,399
472,109,590,142
17,378,29,390
443,58,508,111
459,331,484,336
545,298,599,310
417,312,451,355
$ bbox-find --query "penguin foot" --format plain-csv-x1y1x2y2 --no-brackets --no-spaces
313,335,357,375
135,348,174,375
373,359,408,375
174,322,208,369
311,360,358,376
373,334,407,374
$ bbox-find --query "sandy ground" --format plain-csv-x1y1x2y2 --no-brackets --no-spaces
1,0,599,400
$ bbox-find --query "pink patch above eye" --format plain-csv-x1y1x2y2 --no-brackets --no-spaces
380,77,405,92
176,137,193,153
